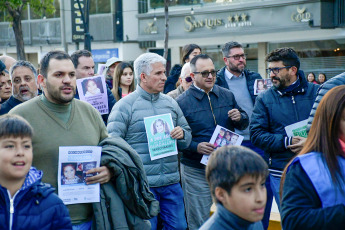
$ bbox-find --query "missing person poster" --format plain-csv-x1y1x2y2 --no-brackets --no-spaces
254,79,273,95
285,119,308,138
58,146,101,205
144,113,178,161
76,75,108,115
201,125,244,165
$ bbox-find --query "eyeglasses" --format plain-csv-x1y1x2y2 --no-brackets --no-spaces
266,66,292,75
193,70,217,78
226,54,247,60
185,76,193,83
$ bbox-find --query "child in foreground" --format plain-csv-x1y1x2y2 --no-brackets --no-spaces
200,145,268,230
0,114,72,230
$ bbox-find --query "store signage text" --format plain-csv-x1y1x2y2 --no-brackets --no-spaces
291,6,311,22
71,0,85,42
184,13,252,32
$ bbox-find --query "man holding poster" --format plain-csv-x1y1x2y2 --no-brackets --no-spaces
107,52,191,230
177,54,249,229
10,51,110,229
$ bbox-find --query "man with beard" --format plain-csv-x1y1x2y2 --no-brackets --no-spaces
9,51,110,229
0,61,38,115
250,47,319,219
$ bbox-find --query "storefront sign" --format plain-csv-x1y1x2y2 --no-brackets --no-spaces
144,22,158,34
91,49,119,63
71,0,85,42
184,13,252,32
291,6,312,22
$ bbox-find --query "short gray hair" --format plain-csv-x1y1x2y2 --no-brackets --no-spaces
134,53,166,84
9,61,38,81
180,62,191,79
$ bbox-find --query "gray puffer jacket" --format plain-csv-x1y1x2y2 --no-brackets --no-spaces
107,86,192,187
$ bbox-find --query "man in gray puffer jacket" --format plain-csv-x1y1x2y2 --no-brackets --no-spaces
107,52,192,230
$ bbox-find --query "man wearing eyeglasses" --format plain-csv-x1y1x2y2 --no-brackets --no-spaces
177,54,249,229
250,48,319,214
167,62,193,100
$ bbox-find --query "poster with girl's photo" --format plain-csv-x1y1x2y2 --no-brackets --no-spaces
144,113,178,161
76,75,109,115
58,146,101,205
254,79,273,95
200,125,244,165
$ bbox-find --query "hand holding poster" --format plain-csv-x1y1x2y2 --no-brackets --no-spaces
200,125,244,165
144,113,178,161
285,119,308,138
76,75,109,114
58,146,101,205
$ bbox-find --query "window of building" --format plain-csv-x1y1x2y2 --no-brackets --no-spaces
90,0,111,14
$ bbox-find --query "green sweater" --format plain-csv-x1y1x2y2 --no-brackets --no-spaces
9,95,108,224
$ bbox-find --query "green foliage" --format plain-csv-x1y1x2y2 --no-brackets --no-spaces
0,0,55,21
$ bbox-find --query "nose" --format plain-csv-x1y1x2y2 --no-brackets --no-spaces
162,73,167,81
256,186,266,203
16,146,25,157
62,74,72,83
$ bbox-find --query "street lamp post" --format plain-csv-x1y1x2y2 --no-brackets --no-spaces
76,0,91,51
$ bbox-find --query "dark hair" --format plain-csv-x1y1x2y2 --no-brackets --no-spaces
307,72,316,82
190,54,213,73
281,85,345,196
71,50,92,69
152,119,170,135
222,41,243,57
181,44,201,63
265,47,300,71
111,62,135,101
0,114,34,139
206,146,268,203
40,50,71,78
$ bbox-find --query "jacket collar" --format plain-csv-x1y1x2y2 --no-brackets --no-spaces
136,85,161,102
275,70,308,96
189,84,220,100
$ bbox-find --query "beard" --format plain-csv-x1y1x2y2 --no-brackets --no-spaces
45,80,76,104
228,62,245,74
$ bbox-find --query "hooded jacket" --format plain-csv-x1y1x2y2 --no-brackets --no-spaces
0,167,72,230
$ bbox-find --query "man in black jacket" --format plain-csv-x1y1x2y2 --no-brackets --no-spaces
250,47,319,215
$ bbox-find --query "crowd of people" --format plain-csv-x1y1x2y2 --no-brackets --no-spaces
0,41,344,230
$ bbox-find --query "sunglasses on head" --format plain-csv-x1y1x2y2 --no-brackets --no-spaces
185,76,193,82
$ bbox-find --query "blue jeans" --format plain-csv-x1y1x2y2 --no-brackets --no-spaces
269,174,282,212
72,220,92,230
149,183,187,230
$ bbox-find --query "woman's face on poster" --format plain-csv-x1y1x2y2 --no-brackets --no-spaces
87,80,97,92
64,165,76,180
258,81,264,90
155,120,164,133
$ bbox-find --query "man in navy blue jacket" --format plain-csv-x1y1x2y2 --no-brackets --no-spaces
250,47,319,215
177,54,249,229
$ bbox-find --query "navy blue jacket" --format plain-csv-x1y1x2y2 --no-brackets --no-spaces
200,204,263,230
0,170,72,230
177,84,249,169
164,64,182,94
216,67,262,104
0,96,23,115
250,71,319,172
75,85,116,124
281,161,345,229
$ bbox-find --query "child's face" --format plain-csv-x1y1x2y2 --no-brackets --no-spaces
0,137,32,183
63,165,76,180
217,175,266,223
155,121,164,133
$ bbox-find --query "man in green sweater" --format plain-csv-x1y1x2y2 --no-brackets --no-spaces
9,50,110,229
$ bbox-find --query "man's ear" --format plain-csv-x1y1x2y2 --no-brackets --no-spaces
190,72,195,81
223,57,228,65
290,66,298,75
140,72,146,83
37,74,45,89
215,187,227,204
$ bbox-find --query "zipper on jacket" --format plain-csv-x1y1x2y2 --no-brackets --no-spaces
291,96,299,121
7,190,19,230
269,157,272,166
206,93,217,126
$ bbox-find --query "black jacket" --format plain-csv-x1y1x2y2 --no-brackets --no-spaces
0,96,23,115
250,71,319,172
163,64,182,94
216,67,262,104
